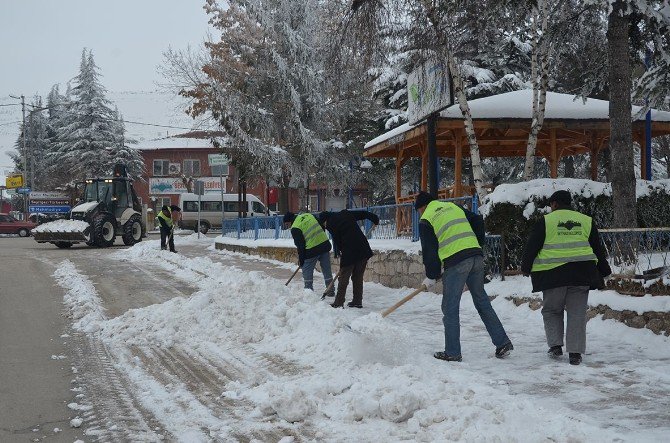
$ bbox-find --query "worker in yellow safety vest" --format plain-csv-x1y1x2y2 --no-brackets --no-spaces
521,190,611,365
283,212,334,295
415,191,513,362
156,205,181,253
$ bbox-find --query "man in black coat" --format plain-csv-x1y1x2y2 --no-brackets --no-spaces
521,190,611,365
319,209,379,308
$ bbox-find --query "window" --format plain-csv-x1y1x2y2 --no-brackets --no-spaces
153,159,169,176
224,201,240,212
0,215,11,222
183,159,201,176
156,197,171,209
252,201,265,214
202,201,222,212
184,201,199,212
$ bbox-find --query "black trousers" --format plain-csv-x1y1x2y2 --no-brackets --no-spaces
160,227,175,251
333,259,368,306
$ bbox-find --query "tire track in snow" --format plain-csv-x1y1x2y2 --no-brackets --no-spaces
70,333,166,442
134,345,307,442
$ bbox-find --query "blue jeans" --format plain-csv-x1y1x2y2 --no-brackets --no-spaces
441,255,510,357
302,251,333,290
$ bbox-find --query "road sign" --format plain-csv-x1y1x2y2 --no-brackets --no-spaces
208,154,230,167
193,180,205,195
29,191,68,200
6,175,23,189
16,187,31,194
407,58,453,125
29,205,71,214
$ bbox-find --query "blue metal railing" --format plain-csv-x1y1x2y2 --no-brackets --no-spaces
221,196,476,242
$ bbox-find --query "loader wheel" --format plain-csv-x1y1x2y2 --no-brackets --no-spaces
122,215,143,246
93,214,116,247
54,241,73,249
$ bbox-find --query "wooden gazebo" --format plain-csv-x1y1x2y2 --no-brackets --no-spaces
364,90,670,203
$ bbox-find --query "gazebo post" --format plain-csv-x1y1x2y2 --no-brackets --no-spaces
550,128,558,178
589,133,599,181
638,132,649,180
454,130,463,197
420,144,428,191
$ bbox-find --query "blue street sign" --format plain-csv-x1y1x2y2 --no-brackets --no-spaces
17,187,31,194
29,205,71,213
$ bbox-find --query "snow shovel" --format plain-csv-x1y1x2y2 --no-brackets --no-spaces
321,224,376,300
343,284,427,333
285,266,301,286
321,270,340,300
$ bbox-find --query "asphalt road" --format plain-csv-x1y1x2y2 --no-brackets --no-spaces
0,236,86,442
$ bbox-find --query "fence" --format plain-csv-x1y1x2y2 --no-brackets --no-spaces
599,228,670,278
222,196,476,242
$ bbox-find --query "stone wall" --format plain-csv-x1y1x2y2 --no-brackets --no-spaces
508,296,670,336
215,241,441,293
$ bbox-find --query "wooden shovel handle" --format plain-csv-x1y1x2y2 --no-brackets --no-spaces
381,285,427,318
322,270,341,295
285,266,301,286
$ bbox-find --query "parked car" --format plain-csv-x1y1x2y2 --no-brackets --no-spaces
0,213,37,237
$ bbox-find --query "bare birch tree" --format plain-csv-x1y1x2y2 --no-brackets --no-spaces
523,0,550,180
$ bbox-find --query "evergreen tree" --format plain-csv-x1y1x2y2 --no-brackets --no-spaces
51,49,121,181
9,96,51,191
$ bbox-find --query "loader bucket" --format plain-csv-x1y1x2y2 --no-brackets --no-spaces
32,220,91,244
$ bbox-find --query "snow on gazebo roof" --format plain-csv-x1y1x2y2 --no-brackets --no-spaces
364,90,670,150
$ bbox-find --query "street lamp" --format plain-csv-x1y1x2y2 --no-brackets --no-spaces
348,158,373,209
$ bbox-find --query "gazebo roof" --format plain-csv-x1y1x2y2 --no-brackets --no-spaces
364,90,670,152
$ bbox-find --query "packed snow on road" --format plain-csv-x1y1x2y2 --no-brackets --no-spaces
51,236,670,441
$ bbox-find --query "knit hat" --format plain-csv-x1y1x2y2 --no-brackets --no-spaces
414,191,435,210
170,205,181,212
548,190,572,206
283,212,296,224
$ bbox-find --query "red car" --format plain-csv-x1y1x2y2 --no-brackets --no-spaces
0,213,37,237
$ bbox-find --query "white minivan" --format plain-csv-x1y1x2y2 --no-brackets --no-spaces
178,193,271,233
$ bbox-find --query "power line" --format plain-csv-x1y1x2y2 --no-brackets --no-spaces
26,101,204,132
0,103,20,107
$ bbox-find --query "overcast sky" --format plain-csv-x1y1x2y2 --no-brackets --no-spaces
0,0,213,181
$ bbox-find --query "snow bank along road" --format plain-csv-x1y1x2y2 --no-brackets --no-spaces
3,234,670,442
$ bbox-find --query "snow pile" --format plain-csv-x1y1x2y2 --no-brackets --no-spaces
480,178,670,217
95,242,633,441
33,219,90,233
54,260,106,332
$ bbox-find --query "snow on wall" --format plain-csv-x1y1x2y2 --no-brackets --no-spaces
480,178,670,218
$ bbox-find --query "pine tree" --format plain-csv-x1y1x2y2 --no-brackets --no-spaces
52,49,120,181
10,96,51,191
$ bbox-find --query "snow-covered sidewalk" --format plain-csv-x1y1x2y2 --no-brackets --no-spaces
58,235,670,441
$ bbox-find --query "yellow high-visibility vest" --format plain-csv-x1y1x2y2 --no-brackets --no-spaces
292,213,328,250
420,200,480,261
156,208,173,228
532,209,597,272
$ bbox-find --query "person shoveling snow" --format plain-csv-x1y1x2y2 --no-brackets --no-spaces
414,192,513,362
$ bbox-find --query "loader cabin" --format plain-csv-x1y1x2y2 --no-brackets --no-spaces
78,165,142,218
363,90,670,205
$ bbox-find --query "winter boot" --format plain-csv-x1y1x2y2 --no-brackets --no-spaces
569,353,582,365
330,303,344,308
434,351,462,362
495,342,514,359
548,345,563,358
347,301,363,309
